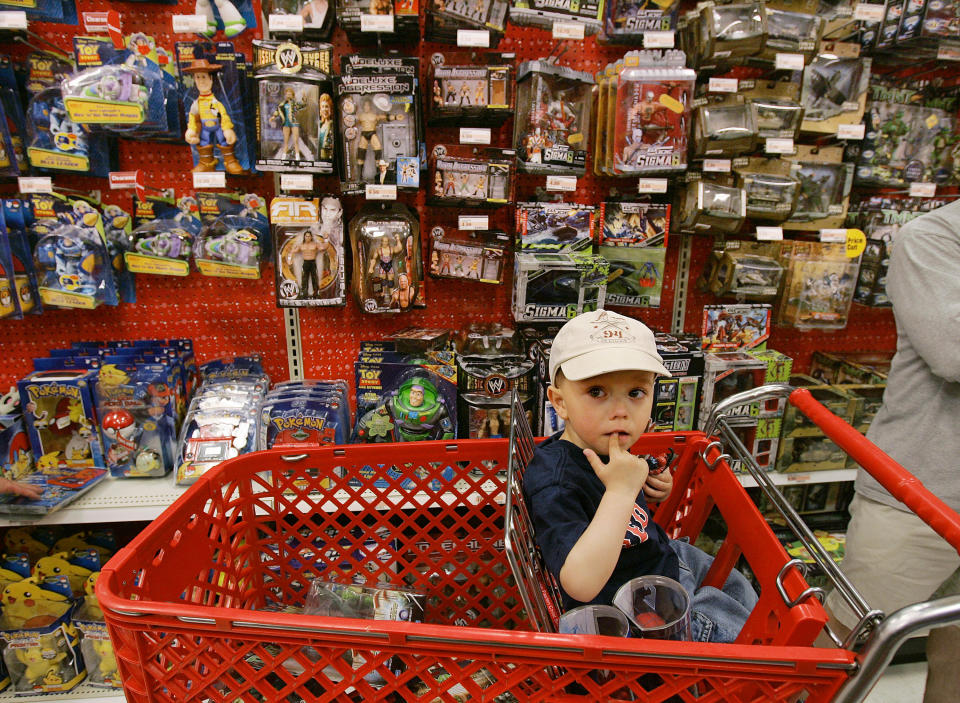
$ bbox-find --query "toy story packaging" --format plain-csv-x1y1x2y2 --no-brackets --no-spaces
0,224,23,321
428,226,509,284
26,88,112,176
428,144,515,207
514,61,593,175
512,251,609,322
427,53,514,127
176,41,253,175
354,363,457,443
349,202,423,314
194,191,270,279
253,40,335,174
271,194,345,306
195,0,256,37
121,195,202,277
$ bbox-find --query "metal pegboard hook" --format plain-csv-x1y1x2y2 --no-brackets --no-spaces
13,34,71,62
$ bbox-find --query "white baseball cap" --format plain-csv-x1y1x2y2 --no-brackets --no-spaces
549,310,671,385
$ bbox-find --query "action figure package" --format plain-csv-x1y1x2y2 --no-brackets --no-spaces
776,240,860,330
428,226,509,284
335,72,419,195
851,80,959,187
74,618,119,689
0,228,22,321
759,8,822,61
305,580,425,622
677,180,746,234
1,391,32,481
253,40,335,174
194,192,270,279
428,145,515,207
513,60,594,175
701,303,771,352
353,365,457,443
601,0,681,44
600,201,670,247
25,88,112,176
176,41,252,175
601,246,666,308
0,101,21,178
349,202,424,314
515,201,595,252
256,391,350,449
271,195,345,306
120,197,203,278
457,354,535,438
608,51,696,175
335,0,421,44
800,45,870,134
742,81,805,140
649,334,704,432
509,0,603,34
512,251,609,322
693,101,758,158
702,239,784,301
263,0,336,39
5,201,44,315
696,1,768,66
733,156,800,222
427,52,514,126
424,0,510,45
784,145,854,229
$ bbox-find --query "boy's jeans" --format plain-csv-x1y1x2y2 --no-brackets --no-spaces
671,539,759,644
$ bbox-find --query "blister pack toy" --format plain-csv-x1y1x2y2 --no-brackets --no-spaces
514,60,594,175
120,197,203,278
428,226,509,284
32,221,117,310
458,354,535,439
734,157,800,222
272,195,345,306
600,201,670,247
354,368,456,443
264,0,336,39
194,191,270,279
1,388,33,482
677,180,746,234
74,616,118,689
425,0,510,46
61,64,151,130
349,202,423,314
800,45,870,133
601,246,666,308
254,41,335,174
785,150,854,228
701,303,771,352
509,0,603,34
693,101,757,158
777,241,860,330
256,382,351,450
515,202,595,252
0,226,22,321
512,251,609,322
336,0,421,44
697,2,768,65
605,50,695,175
194,0,256,37
748,96,804,140
428,145,515,207
427,52,514,126
25,88,111,176
601,0,680,44
702,240,783,301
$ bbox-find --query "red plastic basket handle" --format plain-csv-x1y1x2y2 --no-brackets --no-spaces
789,388,960,554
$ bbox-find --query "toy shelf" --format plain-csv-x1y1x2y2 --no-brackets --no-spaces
0,683,123,702
737,468,857,489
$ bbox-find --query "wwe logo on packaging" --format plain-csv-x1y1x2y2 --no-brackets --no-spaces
484,375,508,397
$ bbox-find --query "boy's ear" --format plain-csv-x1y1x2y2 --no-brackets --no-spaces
546,384,567,421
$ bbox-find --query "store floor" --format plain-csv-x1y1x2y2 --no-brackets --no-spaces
865,661,927,702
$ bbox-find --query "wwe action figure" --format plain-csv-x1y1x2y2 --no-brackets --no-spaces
183,59,245,175
271,86,307,160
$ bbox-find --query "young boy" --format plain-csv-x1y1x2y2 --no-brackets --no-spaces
523,310,758,643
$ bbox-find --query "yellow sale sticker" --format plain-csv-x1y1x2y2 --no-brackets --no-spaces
846,229,866,258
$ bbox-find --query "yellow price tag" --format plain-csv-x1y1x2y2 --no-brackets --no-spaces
846,229,866,258
926,114,939,129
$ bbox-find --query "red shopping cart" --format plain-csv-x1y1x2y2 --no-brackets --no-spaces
98,385,960,702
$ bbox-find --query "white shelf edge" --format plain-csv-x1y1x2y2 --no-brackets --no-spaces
0,682,124,702
737,469,857,488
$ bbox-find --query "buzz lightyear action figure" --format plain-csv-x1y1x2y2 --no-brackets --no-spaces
183,58,245,175
354,376,454,442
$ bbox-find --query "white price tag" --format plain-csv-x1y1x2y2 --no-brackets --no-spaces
0,11,27,29
457,29,490,47
108,172,138,189
638,178,668,193
459,127,492,145
765,137,795,154
708,77,738,93
756,226,784,241
552,20,585,39
545,175,577,192
703,159,732,173
853,3,886,21
18,176,52,193
910,182,937,197
775,53,806,71
172,14,208,33
459,215,489,231
361,13,394,32
937,42,960,61
280,173,313,191
268,13,303,32
819,228,848,243
366,184,397,200
837,123,866,140
193,171,226,189
644,31,675,48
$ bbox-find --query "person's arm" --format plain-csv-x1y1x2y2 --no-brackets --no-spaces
887,219,960,381
643,469,673,501
559,435,649,603
0,478,43,500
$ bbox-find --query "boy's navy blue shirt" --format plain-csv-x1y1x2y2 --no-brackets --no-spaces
523,433,680,610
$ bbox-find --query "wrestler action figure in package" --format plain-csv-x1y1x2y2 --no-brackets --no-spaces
427,52,513,127
349,202,423,314
271,194,345,306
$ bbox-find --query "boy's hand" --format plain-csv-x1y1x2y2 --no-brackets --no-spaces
584,434,649,499
643,469,673,502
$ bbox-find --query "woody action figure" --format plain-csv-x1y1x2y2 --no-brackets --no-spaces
183,58,245,175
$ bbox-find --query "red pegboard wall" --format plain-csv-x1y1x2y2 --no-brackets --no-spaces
2,3,895,391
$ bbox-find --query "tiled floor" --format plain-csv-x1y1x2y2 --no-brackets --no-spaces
863,661,927,702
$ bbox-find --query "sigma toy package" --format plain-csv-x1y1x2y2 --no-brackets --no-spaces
515,202,595,252
600,201,669,247
428,226,509,284
253,41,335,174
599,201,669,308
425,0,510,45
510,0,603,33
651,333,704,432
777,241,861,330
513,61,593,175
427,53,514,126
349,202,423,314
601,0,681,44
271,195,345,306
512,251,609,322
701,303,771,353
428,145,515,207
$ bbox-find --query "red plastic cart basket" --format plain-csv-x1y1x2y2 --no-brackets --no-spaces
98,385,960,703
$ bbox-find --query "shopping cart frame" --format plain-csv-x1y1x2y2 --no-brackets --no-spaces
96,385,960,703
